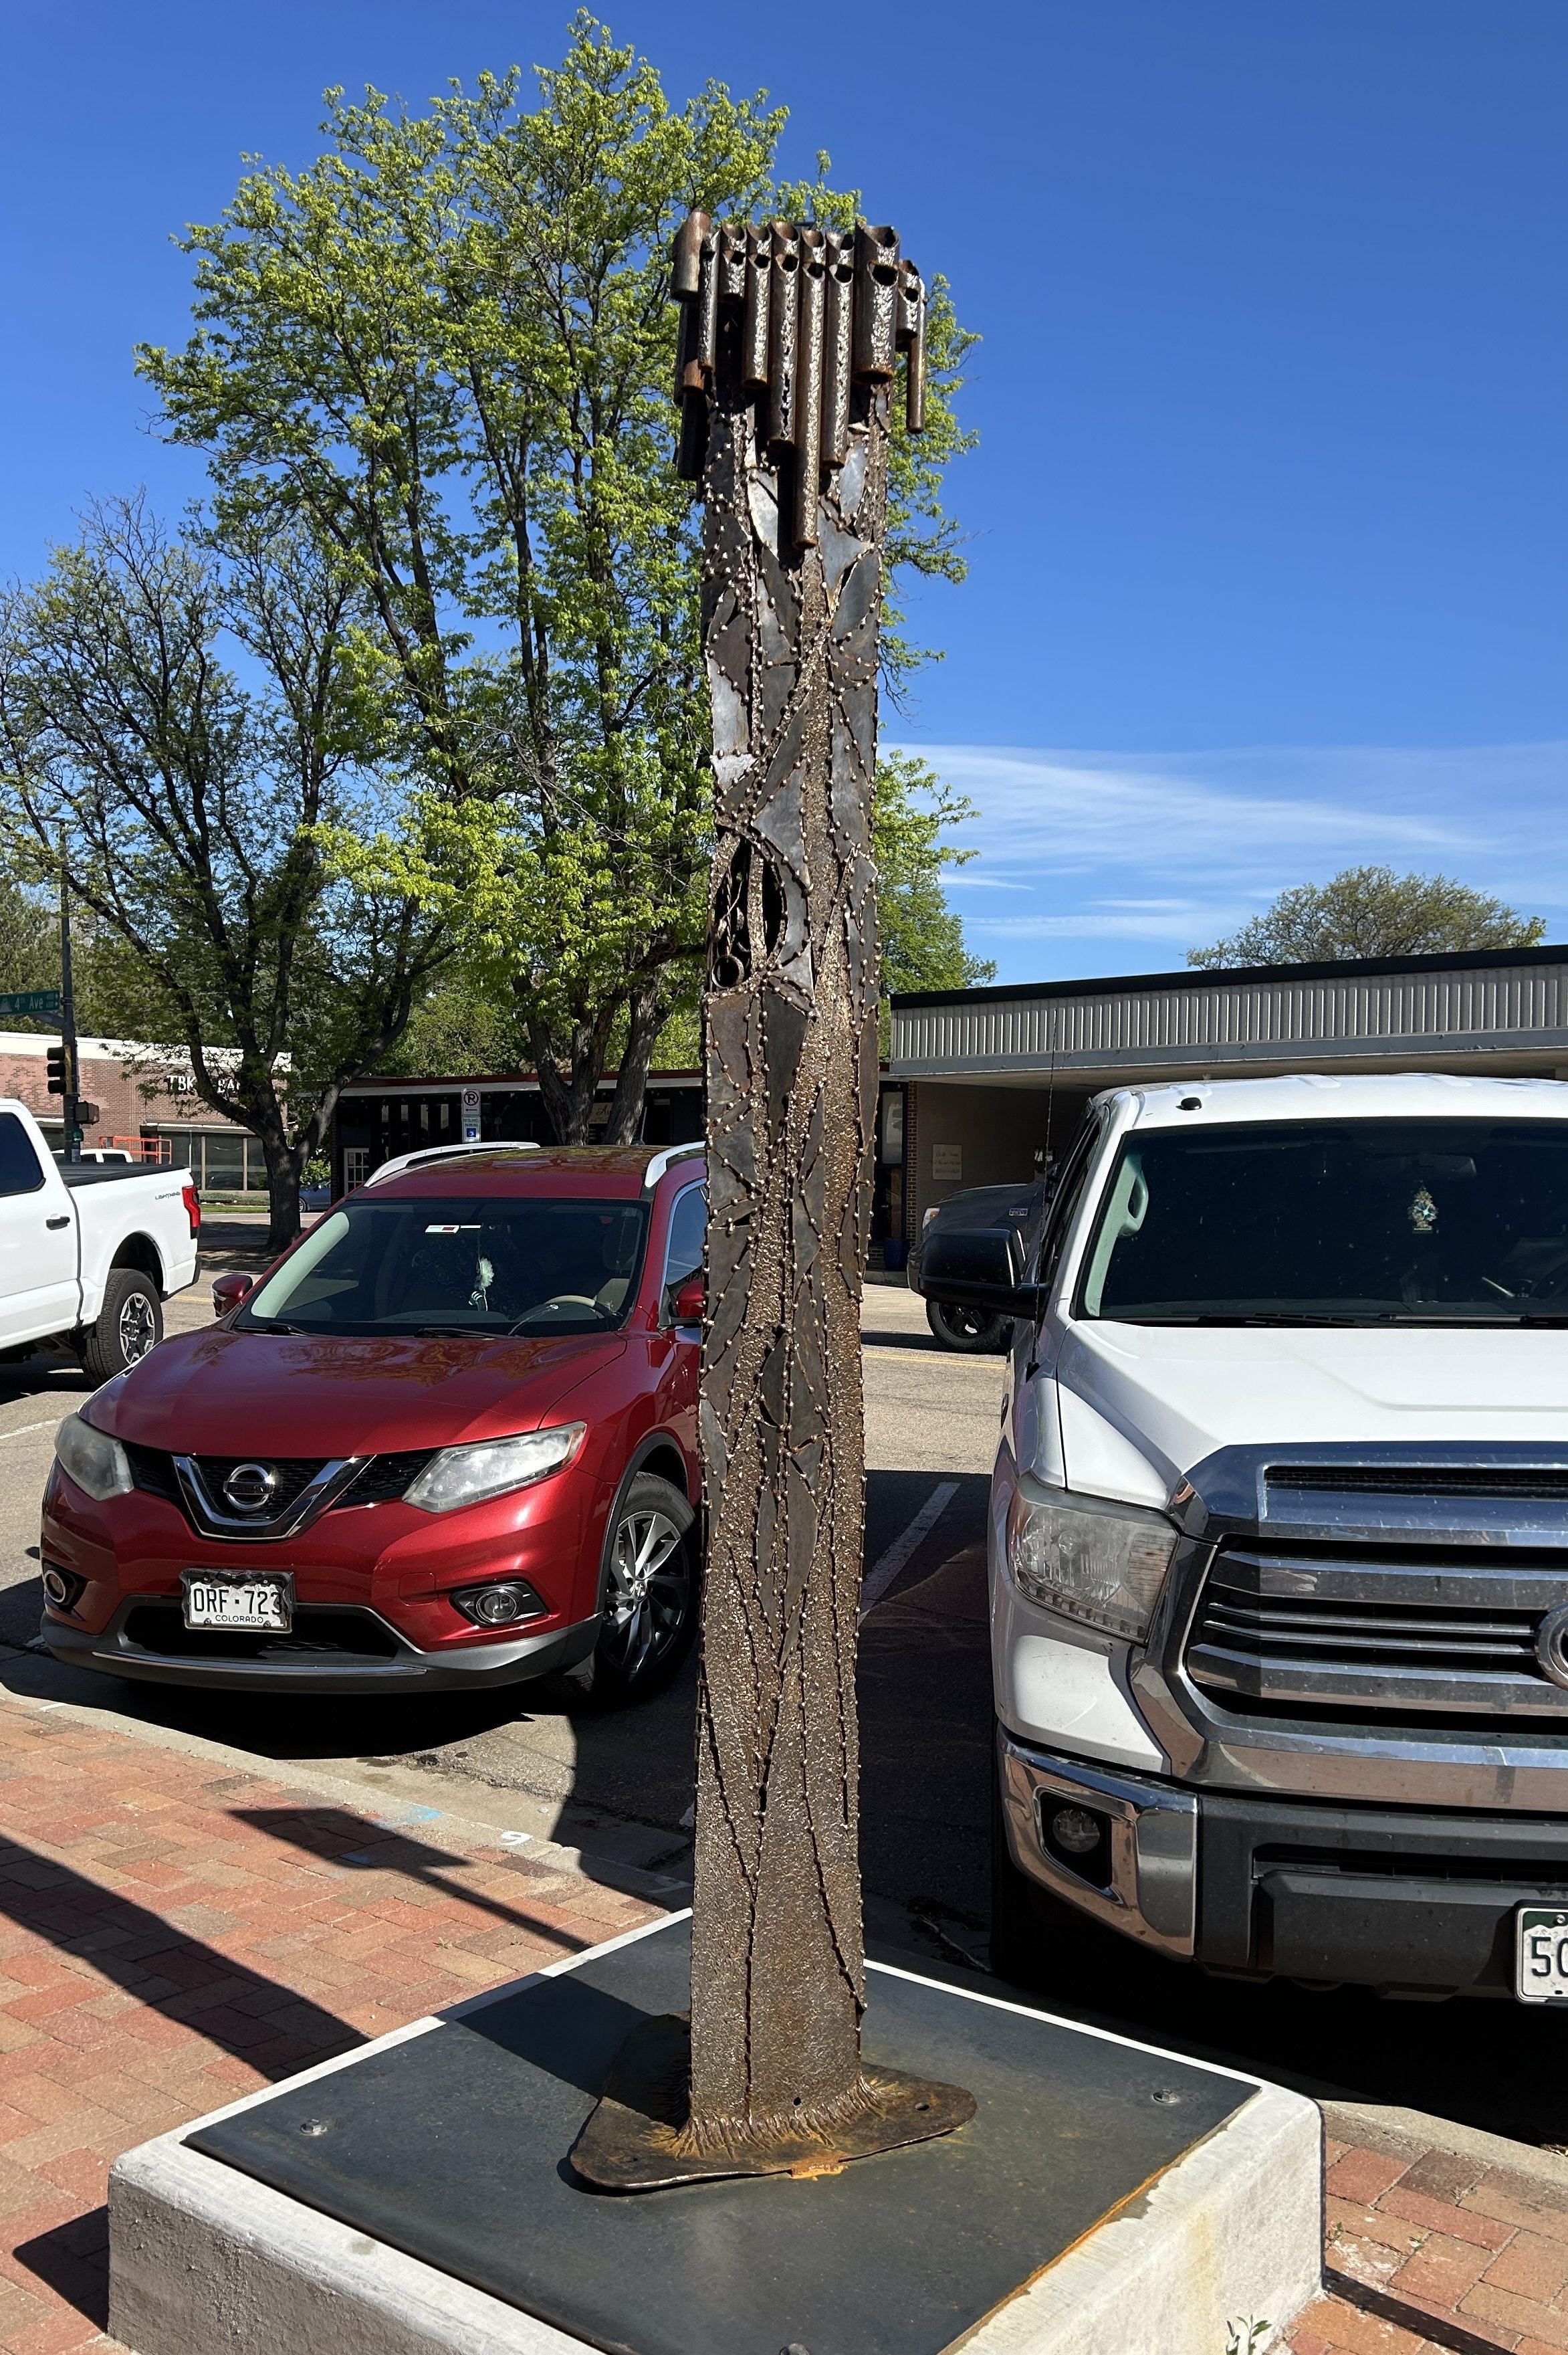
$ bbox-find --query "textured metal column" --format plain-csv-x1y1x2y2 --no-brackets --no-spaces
572,215,971,2192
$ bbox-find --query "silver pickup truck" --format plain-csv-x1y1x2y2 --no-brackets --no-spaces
0,1100,199,1377
923,1071,1568,2005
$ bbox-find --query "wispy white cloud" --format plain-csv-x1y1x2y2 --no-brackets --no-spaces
889,739,1568,983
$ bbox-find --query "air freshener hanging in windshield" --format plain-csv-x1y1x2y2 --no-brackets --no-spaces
1409,1185,1438,1237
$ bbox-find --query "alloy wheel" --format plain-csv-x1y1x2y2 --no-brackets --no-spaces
118,1291,158,1362
600,1506,690,1685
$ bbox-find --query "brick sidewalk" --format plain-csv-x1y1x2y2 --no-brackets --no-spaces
0,1699,656,2352
1284,2120,1568,2355
9,1693,1568,2355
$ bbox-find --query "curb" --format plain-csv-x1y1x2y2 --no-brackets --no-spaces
1322,2097,1568,2203
108,1928,1324,2355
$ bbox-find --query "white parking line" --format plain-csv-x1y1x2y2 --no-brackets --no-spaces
859,1481,960,1619
0,1417,66,1444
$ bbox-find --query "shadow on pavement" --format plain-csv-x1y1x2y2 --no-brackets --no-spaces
0,1829,360,2077
232,1807,592,1955
14,2203,110,2332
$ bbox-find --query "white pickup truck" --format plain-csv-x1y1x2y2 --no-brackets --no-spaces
0,1100,199,1378
923,1072,1568,2005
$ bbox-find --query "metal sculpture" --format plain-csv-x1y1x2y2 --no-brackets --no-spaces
572,212,974,2190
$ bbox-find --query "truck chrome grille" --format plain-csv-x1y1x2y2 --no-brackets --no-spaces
1186,1540,1568,1725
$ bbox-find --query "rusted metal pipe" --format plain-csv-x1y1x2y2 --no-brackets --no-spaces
820,231,855,469
792,227,827,546
671,209,927,478
741,224,772,388
766,221,801,447
669,207,711,302
694,225,720,378
896,260,927,435
852,223,899,382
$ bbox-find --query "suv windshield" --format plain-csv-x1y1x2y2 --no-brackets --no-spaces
1078,1120,1568,1324
239,1195,650,1338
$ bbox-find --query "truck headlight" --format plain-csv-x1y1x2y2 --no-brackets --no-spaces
54,1414,134,1502
403,1423,586,1514
1005,1477,1178,1641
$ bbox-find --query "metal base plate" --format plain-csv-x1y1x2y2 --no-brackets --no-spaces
569,2011,977,2188
188,1916,1248,2355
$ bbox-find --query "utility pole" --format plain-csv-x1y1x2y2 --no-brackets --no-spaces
58,841,80,1164
573,212,972,2190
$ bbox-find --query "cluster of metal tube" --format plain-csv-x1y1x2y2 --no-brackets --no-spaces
670,210,927,542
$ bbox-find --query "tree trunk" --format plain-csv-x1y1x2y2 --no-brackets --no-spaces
255,1124,302,1255
522,1007,602,1143
602,975,665,1145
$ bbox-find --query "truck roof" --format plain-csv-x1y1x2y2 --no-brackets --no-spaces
1113,1071,1568,1131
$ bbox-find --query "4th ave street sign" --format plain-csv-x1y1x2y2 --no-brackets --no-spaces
0,991,62,1019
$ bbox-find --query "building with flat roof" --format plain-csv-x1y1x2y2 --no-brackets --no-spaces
0,1031,265,1186
885,940,1568,1245
328,1068,704,1196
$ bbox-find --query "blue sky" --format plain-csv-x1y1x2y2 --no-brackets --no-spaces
3,1,1564,981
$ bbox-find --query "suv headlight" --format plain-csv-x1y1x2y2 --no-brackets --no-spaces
54,1413,134,1502
1005,1476,1178,1641
404,1423,586,1514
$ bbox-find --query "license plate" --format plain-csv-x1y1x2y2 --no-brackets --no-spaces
181,1573,294,1633
1515,1906,1568,2003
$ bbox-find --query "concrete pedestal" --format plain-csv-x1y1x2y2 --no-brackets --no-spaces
109,1914,1322,2355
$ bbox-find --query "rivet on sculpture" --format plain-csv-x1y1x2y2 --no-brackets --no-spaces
571,213,974,2190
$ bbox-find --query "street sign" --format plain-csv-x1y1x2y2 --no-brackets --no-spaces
461,1086,481,1143
0,991,62,1019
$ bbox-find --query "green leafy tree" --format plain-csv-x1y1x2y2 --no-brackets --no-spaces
381,752,996,1078
874,752,996,1007
136,15,975,1141
0,870,61,1023
381,962,524,1078
0,498,449,1247
1188,866,1547,970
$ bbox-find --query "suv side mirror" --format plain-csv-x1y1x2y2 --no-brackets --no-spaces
667,1273,704,1328
919,1227,1045,1322
212,1271,254,1316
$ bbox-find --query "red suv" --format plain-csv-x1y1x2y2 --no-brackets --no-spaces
39,1143,706,1705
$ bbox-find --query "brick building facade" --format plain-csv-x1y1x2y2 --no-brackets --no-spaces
0,1031,263,1186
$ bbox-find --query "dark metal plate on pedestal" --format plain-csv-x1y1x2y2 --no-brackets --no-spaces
188,1916,1250,2355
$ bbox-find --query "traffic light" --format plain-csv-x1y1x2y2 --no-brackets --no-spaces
45,1043,76,1098
75,1101,100,1127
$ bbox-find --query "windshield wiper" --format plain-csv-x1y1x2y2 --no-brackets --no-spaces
1127,1312,1513,1328
1129,1313,1396,1326
243,1318,307,1336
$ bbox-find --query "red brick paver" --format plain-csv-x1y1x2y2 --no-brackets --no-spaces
0,1703,657,2352
1286,2119,1568,2355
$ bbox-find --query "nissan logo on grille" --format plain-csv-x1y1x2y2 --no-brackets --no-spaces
222,1461,279,1515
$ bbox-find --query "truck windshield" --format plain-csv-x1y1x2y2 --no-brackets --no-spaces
1078,1120,1568,1324
237,1195,649,1337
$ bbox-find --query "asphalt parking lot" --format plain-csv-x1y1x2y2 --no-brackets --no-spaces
0,1255,1002,1931
7,1247,1568,2148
